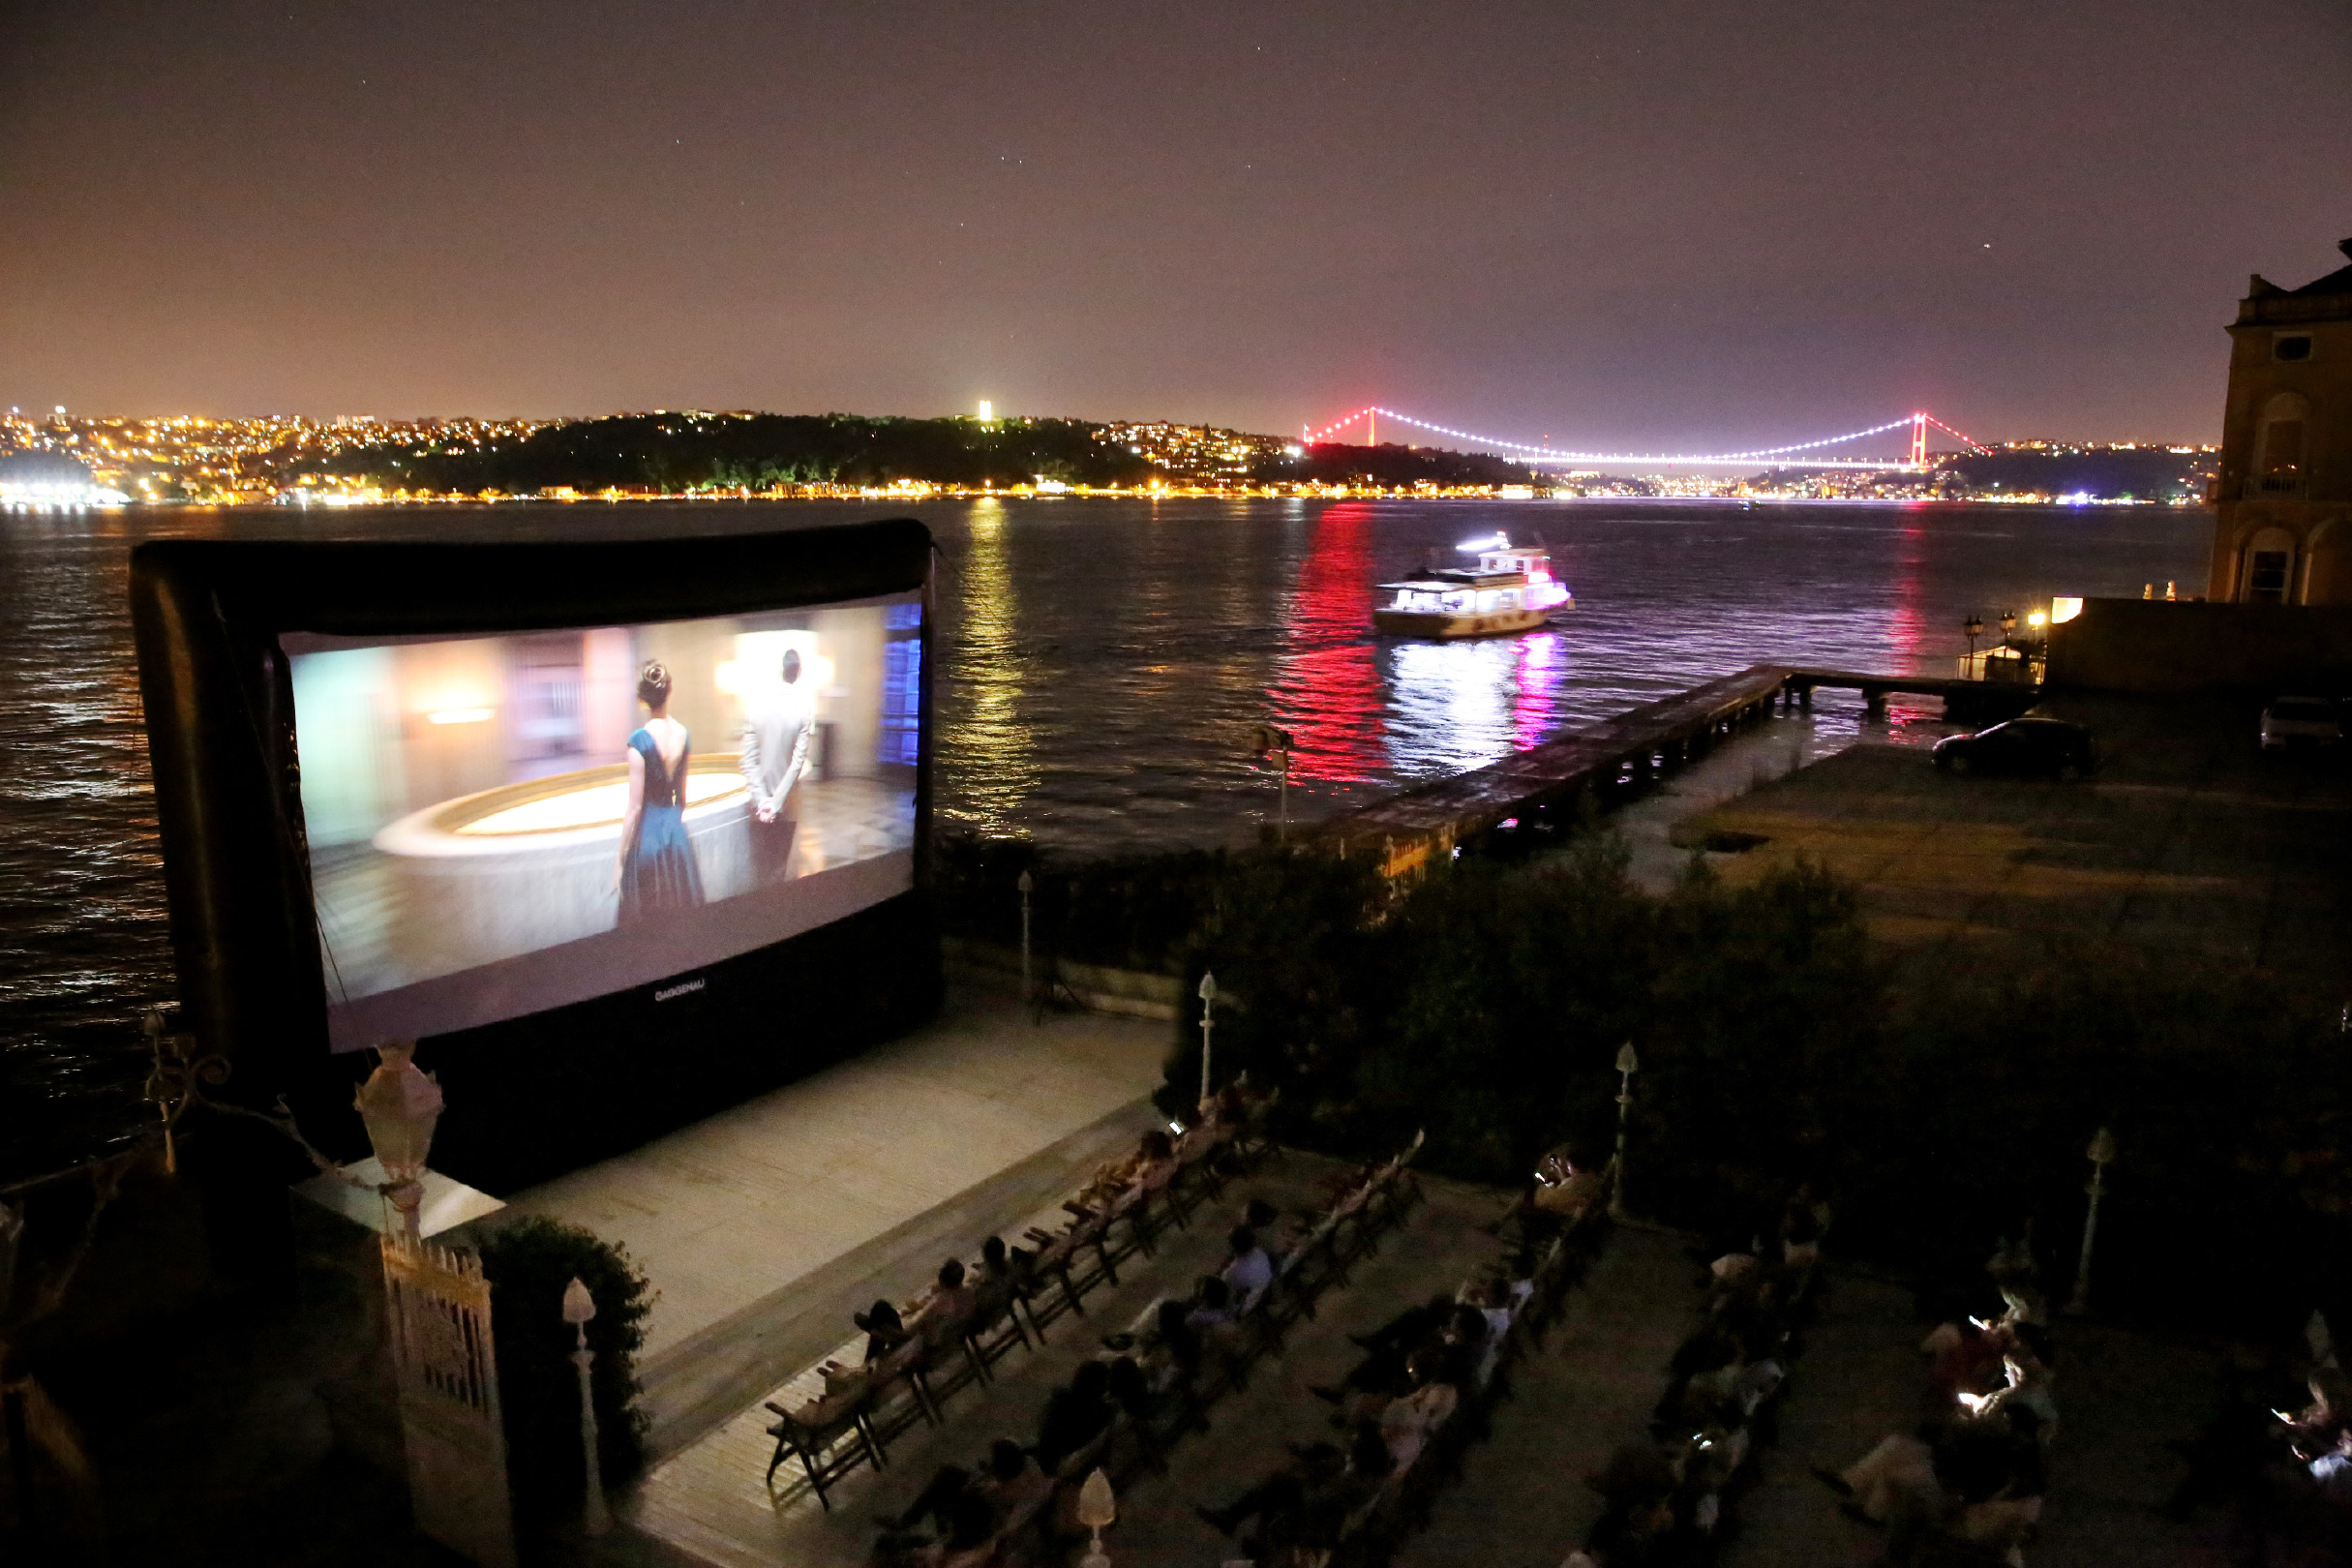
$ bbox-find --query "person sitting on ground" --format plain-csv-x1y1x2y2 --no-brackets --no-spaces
1223,1224,1275,1311
1033,1358,1117,1474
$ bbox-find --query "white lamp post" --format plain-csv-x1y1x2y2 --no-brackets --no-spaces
2066,1127,2117,1316
1075,1466,1116,1568
1196,972,1219,1106
354,1041,443,1236
1611,1042,1639,1221
1016,869,1035,1019
562,1277,612,1536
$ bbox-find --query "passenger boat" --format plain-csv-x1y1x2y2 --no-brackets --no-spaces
1372,535,1573,639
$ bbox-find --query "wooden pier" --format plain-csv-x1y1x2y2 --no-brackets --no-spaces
1305,664,1793,876
1781,666,2036,724
1305,664,2038,876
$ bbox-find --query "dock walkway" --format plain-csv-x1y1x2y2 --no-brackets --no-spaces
1304,664,2034,874
1304,666,1793,872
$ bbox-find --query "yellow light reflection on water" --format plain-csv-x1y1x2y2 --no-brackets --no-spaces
942,509,1038,832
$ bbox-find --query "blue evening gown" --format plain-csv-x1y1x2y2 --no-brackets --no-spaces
618,727,706,924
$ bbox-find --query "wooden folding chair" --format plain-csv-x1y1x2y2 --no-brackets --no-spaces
763,1388,878,1509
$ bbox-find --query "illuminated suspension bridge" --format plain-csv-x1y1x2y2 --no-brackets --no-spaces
1301,407,1987,471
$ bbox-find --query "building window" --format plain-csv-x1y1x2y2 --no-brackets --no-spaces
2275,334,2314,363
2248,551,2292,603
2259,421,2307,492
2255,392,2311,496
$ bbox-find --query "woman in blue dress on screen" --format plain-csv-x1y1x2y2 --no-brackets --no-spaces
615,660,706,925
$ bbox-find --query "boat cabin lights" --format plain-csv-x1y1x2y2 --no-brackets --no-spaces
1457,532,1509,552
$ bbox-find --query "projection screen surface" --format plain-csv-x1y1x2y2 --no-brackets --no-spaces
288,592,922,1050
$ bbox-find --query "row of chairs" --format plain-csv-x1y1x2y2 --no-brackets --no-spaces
1561,1228,1824,1567
942,1131,1440,1568
1306,1183,1614,1568
764,1093,1283,1507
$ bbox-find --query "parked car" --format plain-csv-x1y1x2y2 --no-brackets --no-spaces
2259,696,2343,750
1932,716,2097,778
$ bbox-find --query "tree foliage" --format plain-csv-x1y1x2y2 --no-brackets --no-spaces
476,1217,655,1529
336,411,1156,493
943,834,2350,1330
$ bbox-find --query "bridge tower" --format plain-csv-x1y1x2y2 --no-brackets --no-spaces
1908,413,1928,468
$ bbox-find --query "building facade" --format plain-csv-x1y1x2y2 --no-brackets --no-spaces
2208,240,2352,604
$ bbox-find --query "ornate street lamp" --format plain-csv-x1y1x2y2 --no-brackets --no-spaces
562,1277,612,1535
1075,1467,1116,1568
1196,972,1219,1107
1963,614,1984,666
1999,610,2018,647
1611,1042,1639,1221
2066,1128,2117,1316
354,1041,442,1236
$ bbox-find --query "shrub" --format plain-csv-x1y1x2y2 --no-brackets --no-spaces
476,1217,655,1529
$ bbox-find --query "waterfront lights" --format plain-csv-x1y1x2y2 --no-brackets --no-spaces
1963,615,1984,664
563,1277,612,1535
1999,610,2018,645
354,1041,442,1235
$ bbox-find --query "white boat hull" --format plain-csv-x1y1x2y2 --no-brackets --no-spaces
1372,606,1553,640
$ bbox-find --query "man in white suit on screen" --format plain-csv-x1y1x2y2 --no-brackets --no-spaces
739,648,814,884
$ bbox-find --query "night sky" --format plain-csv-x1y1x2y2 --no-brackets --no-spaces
3,0,2347,446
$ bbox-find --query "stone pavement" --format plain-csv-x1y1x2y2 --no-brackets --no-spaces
1680,691,2352,993
494,981,1170,1452
1599,699,1955,895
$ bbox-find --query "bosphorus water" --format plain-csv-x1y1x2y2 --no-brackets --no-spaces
0,498,2211,1179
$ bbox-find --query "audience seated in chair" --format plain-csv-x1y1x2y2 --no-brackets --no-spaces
1223,1224,1275,1311
1033,1358,1117,1475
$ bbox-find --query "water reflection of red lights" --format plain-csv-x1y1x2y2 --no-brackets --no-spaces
1514,632,1564,751
1273,504,1385,781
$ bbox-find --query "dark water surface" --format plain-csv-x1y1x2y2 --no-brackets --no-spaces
0,498,2210,1178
